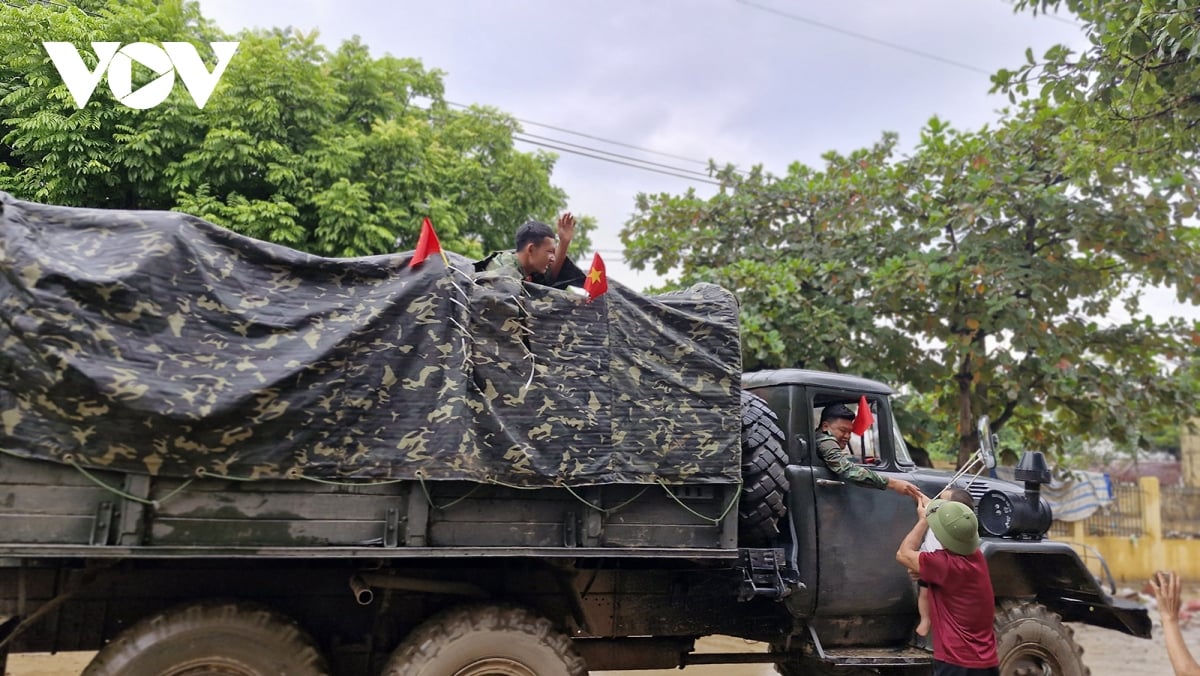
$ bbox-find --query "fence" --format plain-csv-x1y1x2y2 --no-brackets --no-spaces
1050,482,1145,538
1049,476,1200,581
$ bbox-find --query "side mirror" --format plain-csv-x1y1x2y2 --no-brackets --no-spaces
976,416,997,469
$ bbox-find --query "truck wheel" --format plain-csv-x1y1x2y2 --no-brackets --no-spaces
995,600,1090,676
82,600,328,676
739,390,789,546
383,604,586,676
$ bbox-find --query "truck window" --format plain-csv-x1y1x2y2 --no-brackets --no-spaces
815,397,913,467
892,416,915,466
848,425,879,463
814,399,880,464
847,400,879,464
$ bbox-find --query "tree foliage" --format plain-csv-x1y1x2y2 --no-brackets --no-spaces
0,0,589,258
623,100,1200,464
998,0,1200,169
623,0,1200,465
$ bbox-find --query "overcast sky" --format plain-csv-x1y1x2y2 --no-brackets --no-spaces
192,0,1186,316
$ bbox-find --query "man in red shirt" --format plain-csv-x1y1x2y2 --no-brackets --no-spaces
896,494,999,676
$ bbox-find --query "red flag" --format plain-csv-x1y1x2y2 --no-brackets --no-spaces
584,252,608,300
852,394,874,436
409,217,442,268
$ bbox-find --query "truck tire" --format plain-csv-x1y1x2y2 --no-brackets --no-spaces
739,390,789,546
995,600,1090,676
382,604,586,676
82,600,328,675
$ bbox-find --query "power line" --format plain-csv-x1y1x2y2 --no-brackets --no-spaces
516,131,719,180
423,100,727,185
513,135,723,186
734,0,992,75
445,100,739,171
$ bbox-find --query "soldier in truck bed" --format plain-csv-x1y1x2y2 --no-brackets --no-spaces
816,403,923,500
476,214,585,289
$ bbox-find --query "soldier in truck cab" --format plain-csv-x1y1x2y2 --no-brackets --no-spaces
815,403,923,500
477,214,585,289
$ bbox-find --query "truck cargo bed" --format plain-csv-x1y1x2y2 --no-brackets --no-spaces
0,455,739,559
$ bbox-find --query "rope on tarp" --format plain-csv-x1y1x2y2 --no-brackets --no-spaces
656,478,742,526
50,451,739,527
66,457,193,509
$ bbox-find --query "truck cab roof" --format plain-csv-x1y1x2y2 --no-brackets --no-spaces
742,368,897,396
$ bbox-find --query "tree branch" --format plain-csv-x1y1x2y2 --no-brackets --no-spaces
993,398,1019,430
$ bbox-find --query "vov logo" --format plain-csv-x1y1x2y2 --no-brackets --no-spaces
43,42,240,110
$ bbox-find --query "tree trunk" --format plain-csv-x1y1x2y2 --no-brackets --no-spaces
956,373,977,469
955,332,986,469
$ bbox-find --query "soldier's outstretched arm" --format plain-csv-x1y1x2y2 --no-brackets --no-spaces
817,437,887,490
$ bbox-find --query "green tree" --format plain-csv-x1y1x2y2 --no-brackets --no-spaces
623,102,1200,465
998,0,1200,169
0,0,590,258
624,136,934,383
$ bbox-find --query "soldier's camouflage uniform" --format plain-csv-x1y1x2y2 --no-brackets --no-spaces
478,250,586,289
481,250,530,281
815,431,888,489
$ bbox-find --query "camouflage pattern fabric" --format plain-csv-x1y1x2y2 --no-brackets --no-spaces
0,193,741,485
481,250,527,280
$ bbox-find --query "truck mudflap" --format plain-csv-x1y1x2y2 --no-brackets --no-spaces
980,538,1152,639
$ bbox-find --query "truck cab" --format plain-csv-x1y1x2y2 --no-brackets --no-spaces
745,368,922,647
743,368,1151,673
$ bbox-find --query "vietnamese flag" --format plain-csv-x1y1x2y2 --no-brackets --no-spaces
409,217,443,268
584,252,608,300
852,394,874,436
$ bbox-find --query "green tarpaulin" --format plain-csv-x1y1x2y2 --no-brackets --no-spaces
0,193,741,486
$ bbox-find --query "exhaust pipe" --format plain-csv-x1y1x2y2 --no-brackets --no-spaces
349,574,374,606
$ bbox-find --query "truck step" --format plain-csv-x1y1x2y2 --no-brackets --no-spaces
818,644,932,667
737,548,801,601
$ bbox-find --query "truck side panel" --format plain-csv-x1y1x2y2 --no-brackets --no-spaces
0,455,738,552
0,456,115,545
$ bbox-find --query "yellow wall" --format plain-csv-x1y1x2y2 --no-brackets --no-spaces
1053,476,1200,583
1064,534,1200,583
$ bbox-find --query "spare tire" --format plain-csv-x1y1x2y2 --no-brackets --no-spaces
739,390,789,546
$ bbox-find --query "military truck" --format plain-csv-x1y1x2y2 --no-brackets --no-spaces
0,193,1149,675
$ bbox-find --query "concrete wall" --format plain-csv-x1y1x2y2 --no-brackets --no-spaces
1054,476,1200,583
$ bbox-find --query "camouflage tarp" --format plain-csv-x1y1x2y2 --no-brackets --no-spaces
0,193,741,486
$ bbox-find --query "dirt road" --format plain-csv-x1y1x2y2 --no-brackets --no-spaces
9,616,1199,675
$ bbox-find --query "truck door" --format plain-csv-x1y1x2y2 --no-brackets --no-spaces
806,393,918,646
